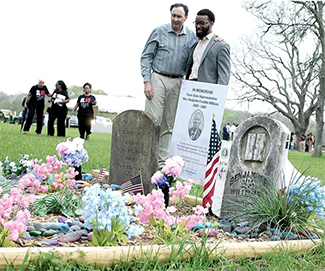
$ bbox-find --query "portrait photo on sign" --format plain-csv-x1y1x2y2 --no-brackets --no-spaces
188,110,204,141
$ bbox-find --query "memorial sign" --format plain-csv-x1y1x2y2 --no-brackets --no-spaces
169,80,229,185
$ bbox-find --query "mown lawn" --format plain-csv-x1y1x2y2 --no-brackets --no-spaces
0,123,111,173
288,150,325,180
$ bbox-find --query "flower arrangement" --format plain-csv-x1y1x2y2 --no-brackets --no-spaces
82,184,144,246
0,177,36,245
151,156,184,188
286,176,325,218
56,137,89,167
0,155,34,177
169,180,192,201
19,155,77,193
132,186,208,232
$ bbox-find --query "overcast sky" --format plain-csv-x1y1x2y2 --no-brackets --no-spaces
0,0,261,111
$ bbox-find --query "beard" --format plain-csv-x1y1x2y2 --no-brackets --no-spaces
196,27,210,39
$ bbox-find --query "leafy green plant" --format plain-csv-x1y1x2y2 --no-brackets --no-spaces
91,217,127,246
223,172,324,234
32,188,83,218
148,217,188,245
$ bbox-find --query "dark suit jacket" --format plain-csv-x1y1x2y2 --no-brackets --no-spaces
186,34,231,85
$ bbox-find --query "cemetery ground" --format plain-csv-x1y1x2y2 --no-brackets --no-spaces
1,123,325,270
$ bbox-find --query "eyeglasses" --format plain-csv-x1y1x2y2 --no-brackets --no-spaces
193,21,210,26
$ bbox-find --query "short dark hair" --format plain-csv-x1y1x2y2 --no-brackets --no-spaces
83,82,92,89
170,3,189,16
56,80,67,92
197,9,215,22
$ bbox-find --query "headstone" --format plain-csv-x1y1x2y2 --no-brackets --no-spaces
220,116,290,217
109,110,160,194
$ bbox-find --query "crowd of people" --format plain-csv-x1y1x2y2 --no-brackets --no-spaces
23,80,96,140
222,123,238,141
296,132,315,152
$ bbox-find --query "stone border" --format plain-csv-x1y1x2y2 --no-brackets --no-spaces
0,239,320,268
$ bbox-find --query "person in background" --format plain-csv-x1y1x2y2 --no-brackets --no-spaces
289,132,295,151
222,123,230,140
23,79,51,134
71,83,97,140
306,132,314,153
47,80,69,137
298,133,306,152
229,123,237,140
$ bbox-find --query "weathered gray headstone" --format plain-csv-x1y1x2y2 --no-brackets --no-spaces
109,110,160,194
220,116,290,217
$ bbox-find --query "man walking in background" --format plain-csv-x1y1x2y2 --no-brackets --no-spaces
141,3,197,167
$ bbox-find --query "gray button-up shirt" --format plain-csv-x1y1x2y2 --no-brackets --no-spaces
141,24,197,82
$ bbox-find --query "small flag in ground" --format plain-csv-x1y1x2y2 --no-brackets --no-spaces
97,166,106,182
120,175,144,194
203,119,221,208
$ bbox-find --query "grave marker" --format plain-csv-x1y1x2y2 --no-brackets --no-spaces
220,116,290,216
109,110,160,194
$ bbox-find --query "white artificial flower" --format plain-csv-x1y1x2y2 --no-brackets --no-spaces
9,162,15,168
72,137,85,151
24,154,29,160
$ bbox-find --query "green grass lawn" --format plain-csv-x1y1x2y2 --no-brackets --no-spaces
0,123,111,173
288,150,325,180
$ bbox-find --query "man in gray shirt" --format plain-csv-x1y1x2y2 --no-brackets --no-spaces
141,3,197,167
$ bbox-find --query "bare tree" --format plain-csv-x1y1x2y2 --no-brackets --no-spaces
232,22,320,145
240,0,325,156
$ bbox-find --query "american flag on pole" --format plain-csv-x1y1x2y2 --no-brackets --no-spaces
97,166,106,183
120,175,144,195
203,119,221,208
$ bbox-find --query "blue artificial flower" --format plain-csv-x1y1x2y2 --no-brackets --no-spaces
156,175,170,188
82,183,144,239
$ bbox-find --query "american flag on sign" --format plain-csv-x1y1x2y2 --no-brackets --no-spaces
203,119,221,208
120,175,144,195
97,166,106,182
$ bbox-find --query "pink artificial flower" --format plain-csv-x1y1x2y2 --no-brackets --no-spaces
162,158,182,177
56,142,68,156
151,171,164,184
172,156,185,168
192,205,209,215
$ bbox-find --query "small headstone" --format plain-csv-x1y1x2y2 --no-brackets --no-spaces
220,116,290,217
109,110,160,194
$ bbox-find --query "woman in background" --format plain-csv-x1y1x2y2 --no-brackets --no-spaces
71,82,96,140
47,80,69,137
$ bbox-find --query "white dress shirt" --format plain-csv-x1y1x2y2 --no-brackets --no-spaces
189,32,215,80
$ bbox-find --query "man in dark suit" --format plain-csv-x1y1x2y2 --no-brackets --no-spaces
187,9,231,85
